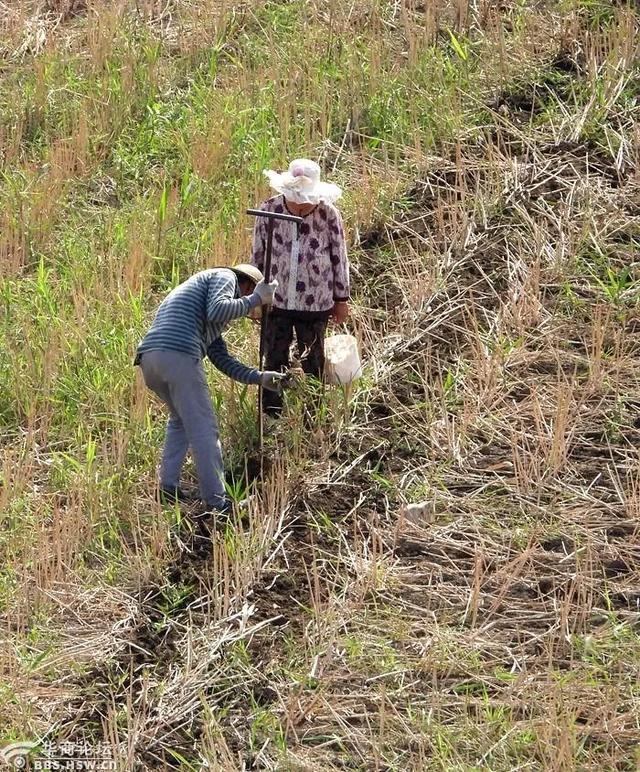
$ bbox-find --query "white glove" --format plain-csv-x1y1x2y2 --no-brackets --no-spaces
254,279,278,305
260,371,287,393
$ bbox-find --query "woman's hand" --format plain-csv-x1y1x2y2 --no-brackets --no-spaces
332,301,350,325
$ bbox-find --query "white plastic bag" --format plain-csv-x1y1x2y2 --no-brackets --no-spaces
324,334,362,385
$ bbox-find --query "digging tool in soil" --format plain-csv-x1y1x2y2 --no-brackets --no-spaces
246,207,303,458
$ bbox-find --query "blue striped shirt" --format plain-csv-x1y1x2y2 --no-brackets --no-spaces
136,268,262,384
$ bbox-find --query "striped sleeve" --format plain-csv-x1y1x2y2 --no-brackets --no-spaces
207,336,262,385
206,270,261,324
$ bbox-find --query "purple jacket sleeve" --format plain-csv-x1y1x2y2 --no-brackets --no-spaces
329,207,350,302
251,215,266,274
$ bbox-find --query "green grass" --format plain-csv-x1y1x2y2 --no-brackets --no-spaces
1,0,639,768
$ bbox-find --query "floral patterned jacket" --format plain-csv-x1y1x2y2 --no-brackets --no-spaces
251,195,350,315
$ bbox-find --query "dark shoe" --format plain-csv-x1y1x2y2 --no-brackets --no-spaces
194,496,252,532
192,504,231,536
214,496,253,515
200,495,232,513
262,390,284,418
157,486,191,505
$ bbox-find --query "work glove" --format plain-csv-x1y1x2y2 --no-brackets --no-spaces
260,371,287,393
254,279,278,305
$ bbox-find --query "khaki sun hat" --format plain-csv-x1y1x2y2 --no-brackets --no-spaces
231,263,264,286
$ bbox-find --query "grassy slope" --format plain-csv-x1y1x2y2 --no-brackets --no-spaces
1,0,639,769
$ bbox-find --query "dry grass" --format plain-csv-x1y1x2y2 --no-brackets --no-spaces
1,0,639,769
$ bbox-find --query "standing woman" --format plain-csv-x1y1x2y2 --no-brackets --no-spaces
251,158,350,416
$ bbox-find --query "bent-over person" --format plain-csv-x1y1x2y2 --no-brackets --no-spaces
135,265,284,512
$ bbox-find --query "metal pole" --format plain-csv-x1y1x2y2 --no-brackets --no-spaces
257,217,274,452
246,208,303,455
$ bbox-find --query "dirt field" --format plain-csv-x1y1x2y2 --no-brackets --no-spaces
1,1,639,769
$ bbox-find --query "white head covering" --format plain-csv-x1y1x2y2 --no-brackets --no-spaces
264,158,342,205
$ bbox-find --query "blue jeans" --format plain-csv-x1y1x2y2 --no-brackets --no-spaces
139,350,226,509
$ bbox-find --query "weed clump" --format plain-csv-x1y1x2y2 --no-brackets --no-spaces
0,0,639,769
